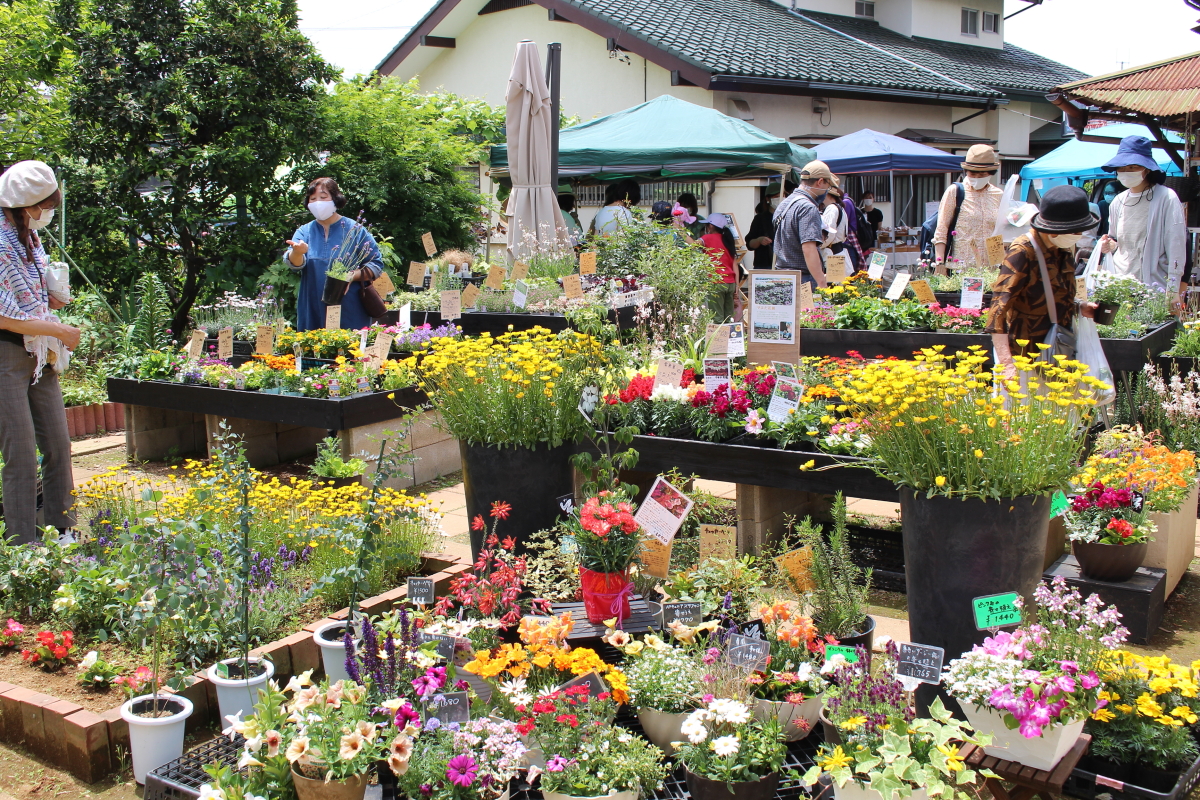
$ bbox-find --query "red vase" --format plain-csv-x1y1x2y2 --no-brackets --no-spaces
579,567,633,624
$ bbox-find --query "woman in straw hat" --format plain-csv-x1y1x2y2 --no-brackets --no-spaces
933,144,1004,271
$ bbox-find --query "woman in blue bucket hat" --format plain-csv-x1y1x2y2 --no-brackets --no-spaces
1097,135,1186,309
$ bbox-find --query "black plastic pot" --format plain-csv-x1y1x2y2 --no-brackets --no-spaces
1093,301,1120,326
1073,540,1147,582
460,441,575,559
322,275,350,305
1132,764,1184,794
832,614,876,655
900,489,1050,716
685,769,779,800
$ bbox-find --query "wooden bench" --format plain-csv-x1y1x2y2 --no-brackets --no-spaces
960,734,1091,800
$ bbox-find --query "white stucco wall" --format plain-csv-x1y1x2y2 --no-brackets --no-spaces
912,0,1004,48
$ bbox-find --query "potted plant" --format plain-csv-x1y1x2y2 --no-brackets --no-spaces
835,347,1101,711
676,697,787,800
944,576,1126,771
321,220,377,306
1063,482,1156,581
794,494,874,649
804,697,991,800
571,490,642,623
605,629,706,750
394,717,526,800
660,556,766,622
311,436,367,489
821,642,909,747
1089,274,1130,325
749,601,828,741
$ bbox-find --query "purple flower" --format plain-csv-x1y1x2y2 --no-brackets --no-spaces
425,717,442,732
394,702,420,729
419,785,432,796
546,755,572,772
446,755,478,787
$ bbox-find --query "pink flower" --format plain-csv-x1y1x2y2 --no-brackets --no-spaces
446,755,478,787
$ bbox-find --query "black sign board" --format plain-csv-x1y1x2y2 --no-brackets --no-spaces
896,642,944,685
557,493,575,516
662,602,703,627
557,671,608,699
727,634,770,671
1132,491,1145,513
407,577,435,606
420,632,460,662
429,691,470,723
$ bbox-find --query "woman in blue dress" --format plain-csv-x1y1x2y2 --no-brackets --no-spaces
284,177,383,331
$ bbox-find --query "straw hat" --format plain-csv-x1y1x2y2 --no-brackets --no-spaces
960,144,1000,172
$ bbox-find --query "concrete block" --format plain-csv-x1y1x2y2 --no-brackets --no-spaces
100,706,129,765
412,438,462,486
63,709,112,783
281,631,321,676
251,636,292,678
41,699,83,764
18,690,55,757
736,485,833,555
277,425,326,463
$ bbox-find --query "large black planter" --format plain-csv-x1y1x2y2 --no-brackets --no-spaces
833,614,876,655
900,489,1050,715
460,441,574,559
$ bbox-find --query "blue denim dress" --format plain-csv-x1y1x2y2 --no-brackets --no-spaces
285,217,383,331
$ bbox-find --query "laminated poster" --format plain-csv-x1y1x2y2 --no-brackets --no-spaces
703,358,731,392
726,323,745,357
868,251,888,280
766,377,802,424
960,277,985,310
512,279,529,309
751,274,796,344
633,476,695,545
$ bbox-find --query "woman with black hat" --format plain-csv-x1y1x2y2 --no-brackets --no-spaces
986,185,1099,379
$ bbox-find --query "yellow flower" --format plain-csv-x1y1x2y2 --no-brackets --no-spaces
935,476,946,487
1136,693,1164,718
974,449,983,458
839,716,867,730
817,746,853,772
937,744,965,772
1091,707,1115,722
1171,706,1198,724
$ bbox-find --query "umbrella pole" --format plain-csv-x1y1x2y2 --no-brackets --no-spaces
546,42,562,195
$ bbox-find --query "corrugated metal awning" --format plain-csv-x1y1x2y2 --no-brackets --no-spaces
1055,51,1200,128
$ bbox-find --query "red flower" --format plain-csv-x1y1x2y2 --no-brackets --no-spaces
471,515,486,531
501,536,516,551
680,368,696,387
490,501,512,520
555,713,580,728
516,718,536,736
1106,518,1135,538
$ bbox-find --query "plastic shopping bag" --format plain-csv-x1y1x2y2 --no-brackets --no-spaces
1075,315,1115,407
46,261,70,304
992,175,1037,242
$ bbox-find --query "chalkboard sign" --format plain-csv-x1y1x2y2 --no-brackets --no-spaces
896,642,944,685
420,632,460,662
727,634,769,671
824,645,861,665
429,691,470,724
407,577,435,606
662,602,702,627
972,592,1021,630
557,671,608,699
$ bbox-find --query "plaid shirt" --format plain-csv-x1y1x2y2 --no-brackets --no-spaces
771,188,824,271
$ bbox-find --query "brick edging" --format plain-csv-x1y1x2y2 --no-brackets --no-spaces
0,551,469,783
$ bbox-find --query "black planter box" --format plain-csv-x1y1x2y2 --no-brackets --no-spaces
201,338,255,357
376,307,637,336
1064,748,1200,800
1103,321,1179,372
107,378,426,431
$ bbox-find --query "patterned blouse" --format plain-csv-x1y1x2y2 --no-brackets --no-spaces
934,183,1003,271
985,233,1077,355
0,215,49,321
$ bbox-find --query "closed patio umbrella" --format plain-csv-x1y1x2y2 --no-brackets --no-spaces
505,40,567,260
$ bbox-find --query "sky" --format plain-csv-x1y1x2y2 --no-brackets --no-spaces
297,0,1200,81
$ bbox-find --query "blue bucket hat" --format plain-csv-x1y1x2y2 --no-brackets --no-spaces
1102,135,1163,176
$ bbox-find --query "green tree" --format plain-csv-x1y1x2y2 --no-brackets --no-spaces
62,0,338,333
0,0,73,164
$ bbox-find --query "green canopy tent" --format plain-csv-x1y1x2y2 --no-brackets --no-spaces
490,95,815,183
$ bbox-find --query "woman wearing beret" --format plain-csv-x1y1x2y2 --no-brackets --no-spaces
0,161,79,543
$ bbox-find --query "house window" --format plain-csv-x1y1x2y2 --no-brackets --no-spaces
961,8,979,36
982,11,999,33
855,1,875,18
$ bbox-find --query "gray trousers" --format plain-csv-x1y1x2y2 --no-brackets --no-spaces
0,340,75,543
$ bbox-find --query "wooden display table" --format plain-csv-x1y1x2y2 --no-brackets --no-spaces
961,734,1091,800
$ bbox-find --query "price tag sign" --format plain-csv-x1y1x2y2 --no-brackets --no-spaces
798,281,815,311
639,536,672,578
563,273,584,300
727,323,745,358
429,691,470,723
973,592,1022,630
398,302,412,332
662,602,703,627
255,325,274,356
557,671,608,699
485,264,505,291
766,378,801,424
407,577,435,606
868,251,888,280
373,271,396,297
703,357,731,392
909,279,936,304
1075,277,1088,302
633,475,694,545
440,290,462,320
1051,490,1069,518
461,283,480,309
421,231,437,257
218,327,234,359
579,251,598,275
512,279,529,309
897,642,944,685
511,260,529,282
824,644,861,664
825,255,847,284
653,359,685,391
728,634,770,671
325,305,341,329
420,632,463,662
706,323,730,356
885,272,911,300
699,524,737,561
960,277,985,311
407,261,426,288
985,234,1007,267
772,361,798,381
187,330,205,360
375,332,394,359
774,547,815,592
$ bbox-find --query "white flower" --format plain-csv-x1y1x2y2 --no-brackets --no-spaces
708,699,750,725
511,692,534,707
681,713,709,744
284,669,313,693
197,786,226,800
222,712,245,737
79,651,99,670
794,662,814,681
498,678,528,697
650,383,688,402
237,750,264,769
821,654,848,675
711,735,740,757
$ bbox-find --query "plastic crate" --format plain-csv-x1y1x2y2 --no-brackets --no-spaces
1063,756,1200,800
144,735,244,800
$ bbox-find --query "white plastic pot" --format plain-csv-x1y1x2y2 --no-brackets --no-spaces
753,694,823,742
637,708,690,751
961,703,1086,771
121,693,193,784
313,621,358,685
835,781,928,800
544,791,636,800
207,656,275,724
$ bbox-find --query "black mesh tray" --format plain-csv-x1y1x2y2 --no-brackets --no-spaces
1063,756,1200,800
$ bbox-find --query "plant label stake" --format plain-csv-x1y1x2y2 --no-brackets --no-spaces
868,251,888,280
429,691,470,723
705,323,730,356
824,644,861,665
255,325,274,356
726,323,745,357
662,602,702,627
325,305,341,329
652,359,685,391
187,329,204,360
421,232,437,257
972,592,1021,630
512,279,529,309
556,493,575,515
461,283,480,309
909,279,936,304
373,271,395,297
485,264,505,291
960,276,985,310
407,577,435,607
985,234,1006,266
419,632,462,662
440,290,461,321
407,261,426,288
896,642,944,685
825,256,847,284
699,524,736,560
885,272,910,300
292,344,303,374
579,251,597,274
511,260,529,282
562,273,583,300
728,635,769,671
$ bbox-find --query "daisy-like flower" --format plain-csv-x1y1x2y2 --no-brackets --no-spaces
711,735,740,757
490,501,512,520
680,713,709,744
446,754,478,787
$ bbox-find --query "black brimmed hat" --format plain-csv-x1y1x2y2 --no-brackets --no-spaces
1030,185,1099,233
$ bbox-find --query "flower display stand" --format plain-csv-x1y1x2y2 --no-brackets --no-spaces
1144,481,1200,597
551,594,660,640
959,733,1091,800
1043,555,1166,645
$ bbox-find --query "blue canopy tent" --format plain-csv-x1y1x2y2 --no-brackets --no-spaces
1019,123,1184,198
814,129,964,225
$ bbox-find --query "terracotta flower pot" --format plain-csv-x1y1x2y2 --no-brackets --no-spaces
291,764,367,800
65,406,78,439
1073,541,1148,582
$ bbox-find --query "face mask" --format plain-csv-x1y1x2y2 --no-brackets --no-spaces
1116,171,1146,189
308,200,337,221
770,197,781,210
27,207,54,231
1048,233,1083,249
862,199,873,208
967,176,991,190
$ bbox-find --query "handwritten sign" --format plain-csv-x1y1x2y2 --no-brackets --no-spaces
579,251,597,274
653,359,685,391
218,327,233,359
485,264,505,291
1051,490,1069,519
728,634,770,671
897,642,944,685
985,234,1007,267
440,290,461,320
798,281,815,310
407,577,435,606
662,602,703,627
420,632,462,662
973,592,1021,630
699,524,737,561
825,644,861,664
511,260,529,282
885,272,910,300
512,279,529,309
373,271,395,297
187,330,205,360
375,332,394,360
639,536,672,578
825,255,847,284
407,261,426,288
429,691,470,723
461,282,480,309
557,671,608,699
421,232,437,257
255,325,274,356
562,273,583,300
706,323,730,356
909,279,936,304
774,547,815,592
1075,277,1088,302
868,251,888,280
325,305,341,329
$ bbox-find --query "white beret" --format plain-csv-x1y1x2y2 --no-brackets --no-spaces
0,161,58,209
